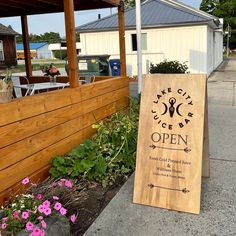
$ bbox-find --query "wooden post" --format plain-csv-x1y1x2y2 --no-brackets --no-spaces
118,4,127,78
63,0,78,88
21,16,32,78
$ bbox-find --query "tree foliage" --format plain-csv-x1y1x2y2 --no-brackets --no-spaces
123,0,135,8
123,0,146,9
200,0,236,49
200,0,216,14
16,32,61,43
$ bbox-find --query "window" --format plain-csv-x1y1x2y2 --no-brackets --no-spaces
131,33,147,51
0,41,4,61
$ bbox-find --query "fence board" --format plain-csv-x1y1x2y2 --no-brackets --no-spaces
0,165,51,205
0,77,127,126
0,87,128,149
0,77,129,204
0,98,128,193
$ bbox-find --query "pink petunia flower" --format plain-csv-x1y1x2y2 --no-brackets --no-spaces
41,220,47,229
70,214,77,223
37,216,43,221
42,200,50,208
65,180,72,188
13,211,19,219
22,211,29,219
33,227,41,235
54,202,62,211
21,177,30,185
1,223,7,229
58,179,66,186
37,194,43,200
60,207,67,216
26,221,34,231
53,195,59,201
2,217,8,222
43,207,51,216
38,204,45,213
40,230,45,236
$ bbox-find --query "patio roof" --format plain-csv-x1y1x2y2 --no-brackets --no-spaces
0,0,120,18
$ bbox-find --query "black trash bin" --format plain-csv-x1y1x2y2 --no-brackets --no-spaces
65,55,110,82
109,59,120,76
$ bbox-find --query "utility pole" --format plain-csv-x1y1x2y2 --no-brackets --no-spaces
226,24,231,58
136,0,142,94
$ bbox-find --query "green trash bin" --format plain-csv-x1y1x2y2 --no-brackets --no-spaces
65,55,110,82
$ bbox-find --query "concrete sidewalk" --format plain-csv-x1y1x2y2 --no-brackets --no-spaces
85,59,236,236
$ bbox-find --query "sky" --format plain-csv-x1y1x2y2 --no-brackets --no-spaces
0,0,201,37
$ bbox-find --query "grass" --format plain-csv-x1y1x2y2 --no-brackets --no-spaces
224,52,236,57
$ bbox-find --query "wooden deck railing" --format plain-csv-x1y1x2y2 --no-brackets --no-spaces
0,77,129,204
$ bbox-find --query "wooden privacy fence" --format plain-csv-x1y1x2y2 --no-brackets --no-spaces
0,77,129,204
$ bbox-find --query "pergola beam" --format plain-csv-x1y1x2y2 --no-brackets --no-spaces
37,0,61,7
21,16,32,78
118,4,127,77
64,0,78,88
0,0,120,18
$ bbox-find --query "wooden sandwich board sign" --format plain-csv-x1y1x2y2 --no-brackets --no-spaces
133,74,208,214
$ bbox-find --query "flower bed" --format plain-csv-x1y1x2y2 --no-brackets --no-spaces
1,178,77,236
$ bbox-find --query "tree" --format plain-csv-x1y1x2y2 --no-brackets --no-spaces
16,35,23,43
123,0,135,8
123,0,145,9
16,32,62,44
200,0,236,49
76,32,80,42
39,32,61,43
200,0,217,14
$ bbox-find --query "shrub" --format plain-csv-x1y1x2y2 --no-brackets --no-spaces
53,50,67,60
149,60,188,74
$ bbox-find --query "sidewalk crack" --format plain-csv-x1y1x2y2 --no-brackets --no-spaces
210,157,236,163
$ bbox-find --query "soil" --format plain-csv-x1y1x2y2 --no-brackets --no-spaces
69,177,127,236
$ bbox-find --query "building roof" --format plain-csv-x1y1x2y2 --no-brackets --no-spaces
77,0,220,33
0,23,18,36
16,42,48,51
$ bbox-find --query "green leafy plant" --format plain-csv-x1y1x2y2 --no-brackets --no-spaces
2,69,12,84
149,60,188,74
50,99,140,187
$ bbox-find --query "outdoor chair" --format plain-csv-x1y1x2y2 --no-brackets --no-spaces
12,76,33,98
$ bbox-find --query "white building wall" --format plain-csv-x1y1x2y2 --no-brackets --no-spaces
36,44,52,59
80,25,210,76
207,26,223,76
207,27,214,76
214,30,223,68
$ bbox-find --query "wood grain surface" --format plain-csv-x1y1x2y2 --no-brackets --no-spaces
133,74,207,214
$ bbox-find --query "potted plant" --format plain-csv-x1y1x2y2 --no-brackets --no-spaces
0,69,13,103
42,64,60,85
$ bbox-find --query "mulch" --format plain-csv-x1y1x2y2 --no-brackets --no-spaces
69,177,127,236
